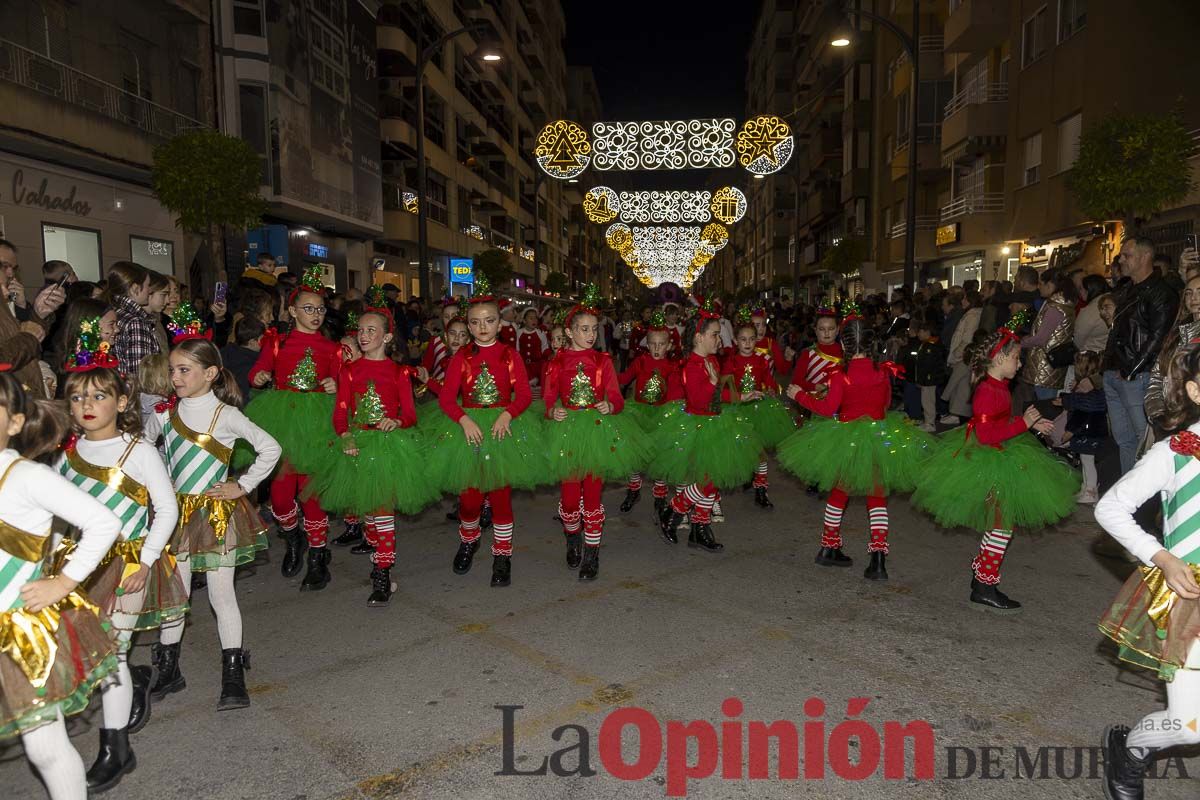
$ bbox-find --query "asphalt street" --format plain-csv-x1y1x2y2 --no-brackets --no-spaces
2,467,1198,799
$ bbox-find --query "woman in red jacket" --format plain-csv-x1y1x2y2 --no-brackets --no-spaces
911,320,1078,610
780,311,935,580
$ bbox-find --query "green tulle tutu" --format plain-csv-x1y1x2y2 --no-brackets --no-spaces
425,406,550,494
545,408,650,482
415,399,444,428
242,389,337,475
645,402,762,489
776,412,935,495
910,431,1079,530
625,401,670,432
731,395,797,449
303,427,441,516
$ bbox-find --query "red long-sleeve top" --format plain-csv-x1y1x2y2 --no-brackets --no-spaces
333,357,417,434
618,353,679,405
438,341,531,422
499,322,517,349
543,348,624,414
794,356,889,421
969,376,1028,446
754,334,792,376
667,326,684,361
789,343,845,393
720,351,777,402
666,352,721,416
628,323,649,359
517,328,546,383
249,328,342,390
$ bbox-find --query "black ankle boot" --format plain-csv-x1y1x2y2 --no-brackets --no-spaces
863,551,888,580
578,545,600,581
688,523,724,553
565,533,582,569
350,540,376,555
149,642,185,700
126,663,157,734
969,577,1022,611
86,726,136,792
753,487,773,509
620,489,641,512
1103,724,1153,800
280,526,307,577
658,504,681,545
299,547,331,591
653,496,667,519
367,566,395,607
490,554,511,587
445,503,459,522
480,505,493,531
815,547,853,567
332,521,364,547
217,648,250,711
191,572,207,591
453,539,480,574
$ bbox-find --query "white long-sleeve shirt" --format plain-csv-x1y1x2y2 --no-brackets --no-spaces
144,391,280,495
0,448,120,584
57,434,179,568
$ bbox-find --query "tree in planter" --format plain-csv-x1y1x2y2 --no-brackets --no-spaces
152,130,266,294
543,271,569,295
473,248,514,292
820,236,869,278
1069,110,1194,232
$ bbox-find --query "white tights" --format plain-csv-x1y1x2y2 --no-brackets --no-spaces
1126,646,1200,753
21,711,86,800
99,618,137,729
158,559,242,649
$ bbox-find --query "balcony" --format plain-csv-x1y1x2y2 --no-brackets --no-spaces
807,126,841,169
887,216,939,263
940,192,1004,222
841,168,870,201
944,0,1009,53
941,82,1008,154
890,128,944,179
938,193,1006,250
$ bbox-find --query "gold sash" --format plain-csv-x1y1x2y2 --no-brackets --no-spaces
65,438,148,507
0,459,51,562
170,407,232,464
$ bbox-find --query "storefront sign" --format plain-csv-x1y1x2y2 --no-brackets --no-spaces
450,257,474,287
935,223,959,246
307,242,329,258
9,169,92,217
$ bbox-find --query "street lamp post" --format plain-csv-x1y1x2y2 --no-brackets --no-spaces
832,0,919,294
415,10,501,301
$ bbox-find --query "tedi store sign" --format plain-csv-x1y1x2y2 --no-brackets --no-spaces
4,168,93,217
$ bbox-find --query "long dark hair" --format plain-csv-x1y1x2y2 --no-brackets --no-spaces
1160,345,1200,433
838,317,879,365
0,372,68,459
971,329,1018,387
103,261,149,303
172,339,243,407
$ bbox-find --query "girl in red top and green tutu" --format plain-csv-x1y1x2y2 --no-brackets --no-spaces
304,289,439,604
910,320,1077,610
723,306,798,510
780,310,934,580
617,309,679,518
543,285,648,580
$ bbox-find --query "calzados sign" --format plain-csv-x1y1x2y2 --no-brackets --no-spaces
8,168,93,217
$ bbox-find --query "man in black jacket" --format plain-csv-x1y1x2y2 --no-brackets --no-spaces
1104,236,1180,474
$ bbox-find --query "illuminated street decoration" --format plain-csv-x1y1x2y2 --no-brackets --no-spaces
582,186,619,223
709,186,746,224
534,119,591,179
605,222,634,253
618,190,712,224
736,115,794,175
591,118,736,171
700,222,729,251
462,225,484,241
402,191,419,214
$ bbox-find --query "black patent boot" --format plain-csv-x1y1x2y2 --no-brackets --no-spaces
452,539,480,574
350,538,375,555
149,642,185,700
578,545,600,581
299,547,331,591
367,566,396,607
480,504,493,531
969,577,1022,611
565,532,582,569
445,501,459,522
280,526,307,578
217,648,250,711
653,496,667,520
332,521,364,547
490,554,511,587
126,663,157,734
620,489,641,512
815,547,853,567
863,551,889,580
1103,725,1152,800
658,503,681,545
753,487,773,509
86,727,136,792
688,523,724,553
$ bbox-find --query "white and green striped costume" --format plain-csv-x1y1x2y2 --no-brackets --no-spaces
58,438,148,543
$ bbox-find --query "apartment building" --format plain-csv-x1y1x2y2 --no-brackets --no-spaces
0,0,213,284
375,0,573,300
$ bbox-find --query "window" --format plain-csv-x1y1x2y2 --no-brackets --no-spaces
238,83,270,185
1022,7,1049,68
896,90,910,143
1058,0,1087,42
1056,113,1082,173
311,20,348,101
233,0,265,37
883,206,893,237
843,131,853,175
130,236,174,274
1023,133,1043,186
43,224,101,283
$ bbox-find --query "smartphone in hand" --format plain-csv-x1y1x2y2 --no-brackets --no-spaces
214,281,228,306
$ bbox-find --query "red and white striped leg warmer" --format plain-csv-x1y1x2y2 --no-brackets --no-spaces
971,529,1013,585
491,522,514,556
303,516,329,549
582,508,605,546
363,516,379,547
652,480,668,498
368,514,396,568
752,461,769,488
684,483,716,524
273,502,300,530
559,502,582,534
821,488,849,548
627,472,643,491
344,514,360,525
458,517,481,544
866,496,889,554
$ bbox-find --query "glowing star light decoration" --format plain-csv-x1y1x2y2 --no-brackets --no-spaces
534,120,591,180
582,186,619,223
591,119,736,171
709,186,747,224
402,191,419,214
736,115,794,175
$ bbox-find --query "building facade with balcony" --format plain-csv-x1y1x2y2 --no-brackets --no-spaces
0,0,213,284
375,0,572,301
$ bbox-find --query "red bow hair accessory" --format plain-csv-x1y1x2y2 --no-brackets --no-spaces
154,394,179,413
